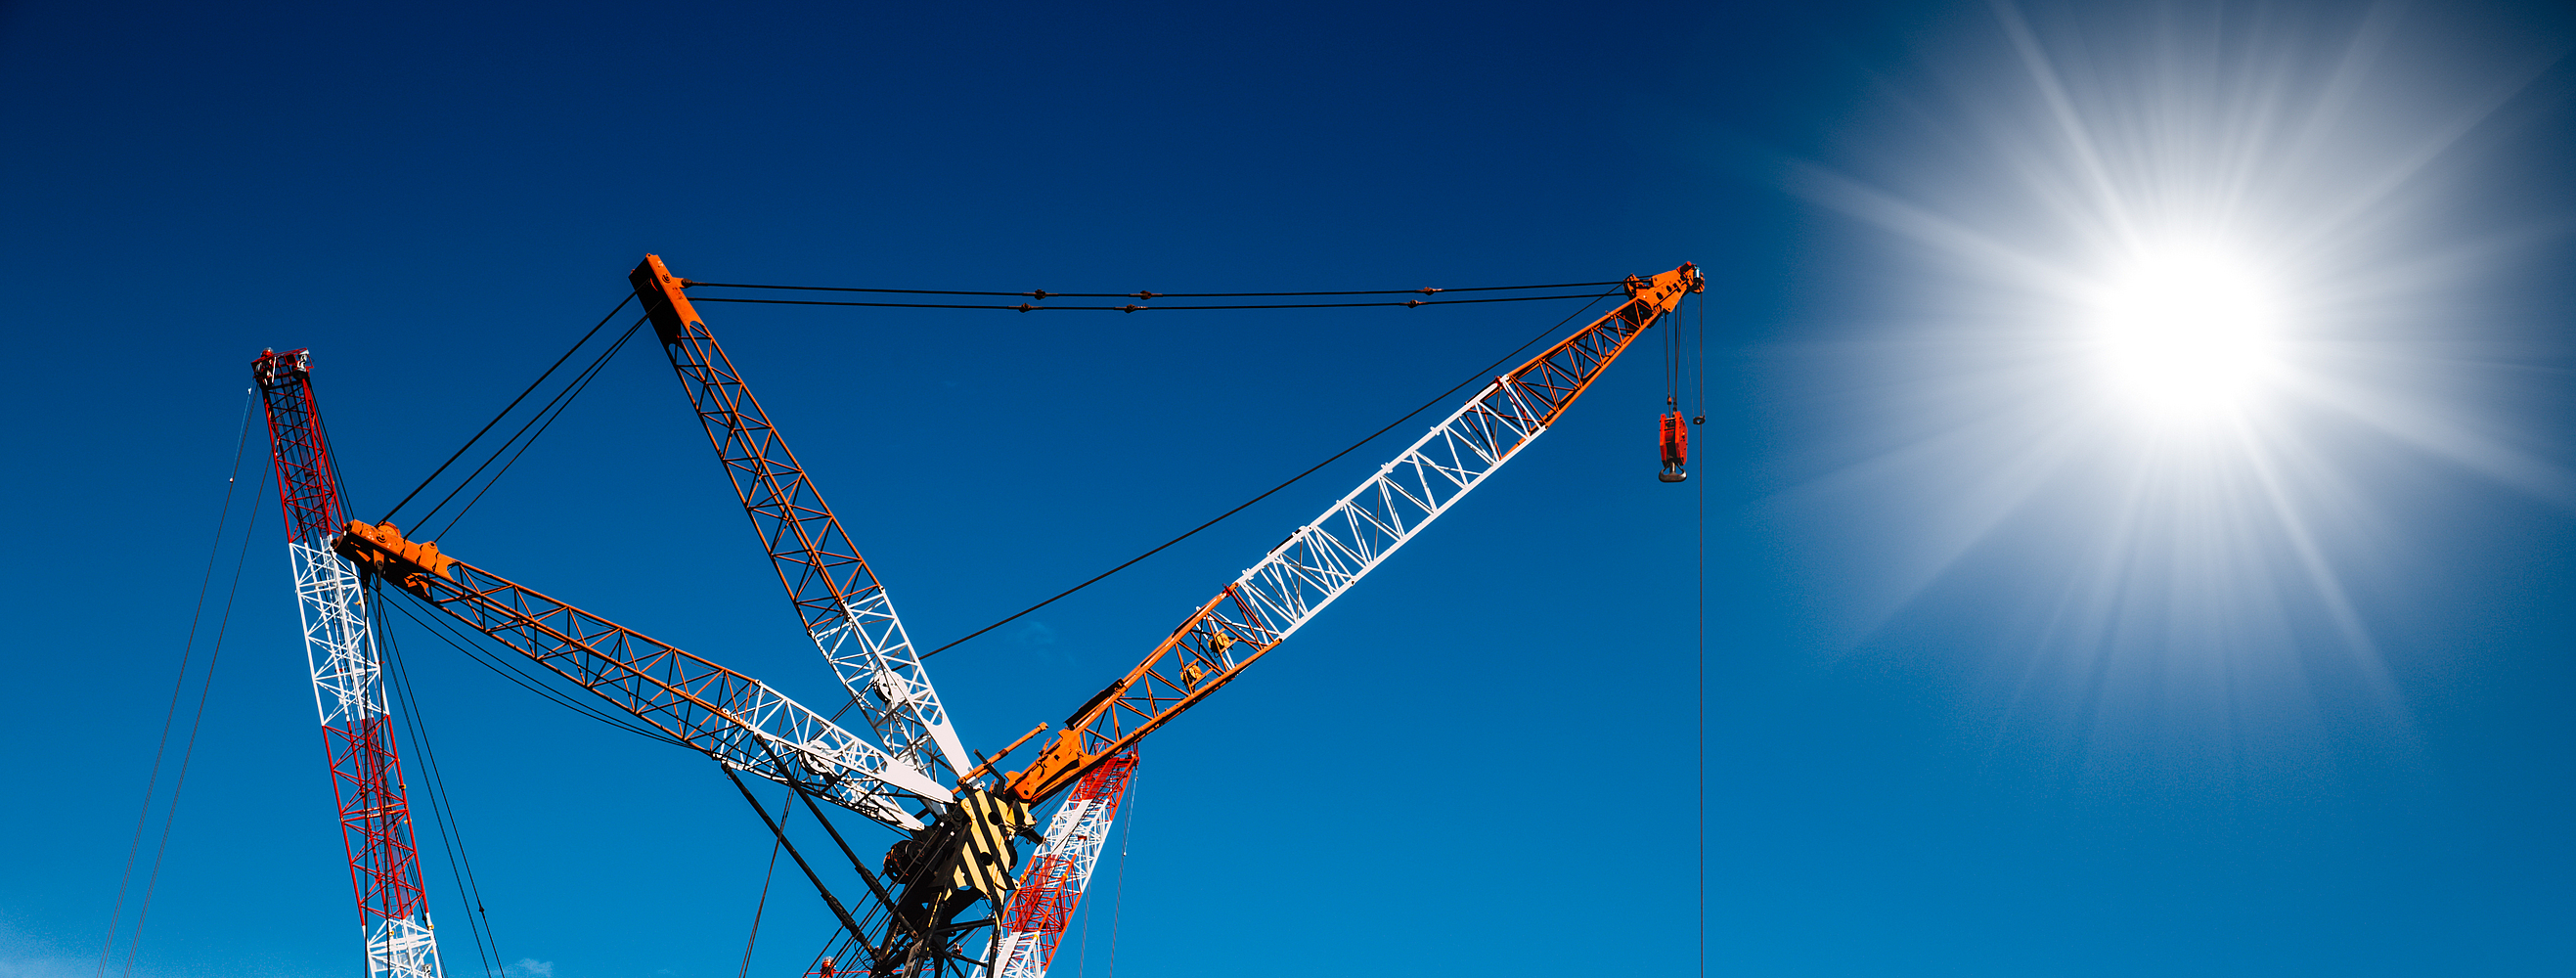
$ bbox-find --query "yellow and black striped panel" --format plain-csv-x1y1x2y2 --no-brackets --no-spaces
952,788,1035,903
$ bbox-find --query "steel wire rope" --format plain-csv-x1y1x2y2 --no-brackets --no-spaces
735,789,797,978
422,317,647,541
381,596,692,750
380,294,634,525
116,480,264,978
898,285,1625,669
689,292,1605,313
375,595,506,978
417,316,646,539
98,389,256,978
683,278,1624,298
1693,287,1707,978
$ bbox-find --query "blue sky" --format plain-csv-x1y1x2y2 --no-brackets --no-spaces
5,2,2573,977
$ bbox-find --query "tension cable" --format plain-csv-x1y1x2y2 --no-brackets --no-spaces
908,284,1624,664
690,291,1604,313
381,294,633,525
99,390,255,978
683,278,1623,298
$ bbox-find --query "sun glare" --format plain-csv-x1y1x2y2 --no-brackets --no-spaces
2093,247,2278,420
1780,0,2570,681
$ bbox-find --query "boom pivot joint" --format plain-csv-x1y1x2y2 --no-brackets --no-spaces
332,520,455,598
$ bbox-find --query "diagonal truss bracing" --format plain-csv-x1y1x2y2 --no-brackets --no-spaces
1003,264,1702,804
632,254,971,789
336,523,955,831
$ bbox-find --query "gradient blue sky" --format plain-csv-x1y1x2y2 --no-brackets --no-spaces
6,2,2574,977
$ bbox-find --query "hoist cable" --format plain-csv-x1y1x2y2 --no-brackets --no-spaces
908,284,1625,664
1694,288,1708,978
683,280,1624,298
380,294,633,525
689,292,1604,313
99,390,254,978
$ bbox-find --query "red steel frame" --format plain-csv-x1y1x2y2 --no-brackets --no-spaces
254,349,433,935
1001,753,1138,961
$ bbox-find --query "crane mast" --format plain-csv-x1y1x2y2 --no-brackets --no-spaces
252,348,446,978
978,753,1138,978
630,254,973,787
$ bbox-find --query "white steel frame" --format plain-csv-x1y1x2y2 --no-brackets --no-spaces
412,556,957,830
289,539,444,978
1201,373,1560,661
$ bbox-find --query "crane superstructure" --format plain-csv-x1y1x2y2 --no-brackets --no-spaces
252,348,446,978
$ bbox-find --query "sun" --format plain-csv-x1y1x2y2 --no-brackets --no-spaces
2091,245,2280,421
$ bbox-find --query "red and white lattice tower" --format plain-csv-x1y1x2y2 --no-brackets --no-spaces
254,348,445,978
978,753,1138,978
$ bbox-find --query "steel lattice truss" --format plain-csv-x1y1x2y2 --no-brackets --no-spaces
358,537,955,829
637,254,972,789
255,349,445,978
1006,265,1702,802
978,753,1138,978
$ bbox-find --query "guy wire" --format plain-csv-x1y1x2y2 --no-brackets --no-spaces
99,388,255,978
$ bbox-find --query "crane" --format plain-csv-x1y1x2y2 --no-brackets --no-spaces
300,257,1699,978
622,254,1696,976
251,348,447,978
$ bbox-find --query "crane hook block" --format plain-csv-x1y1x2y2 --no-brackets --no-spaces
333,520,456,597
1658,411,1689,483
